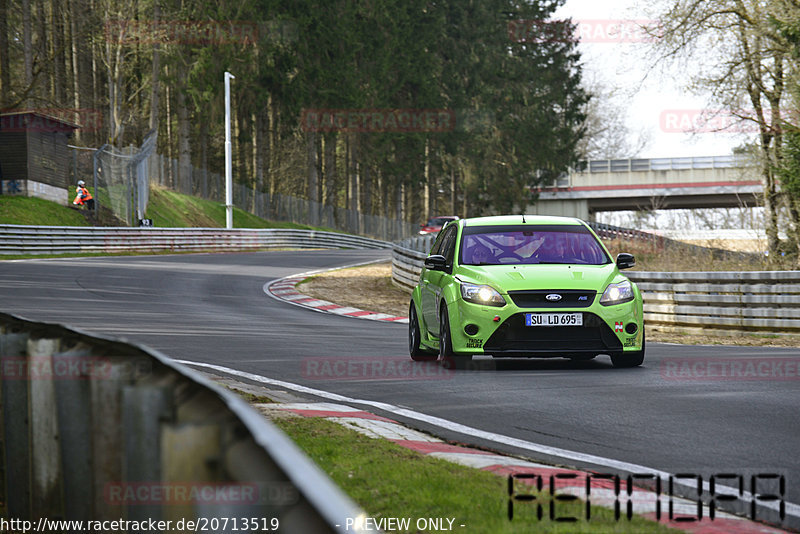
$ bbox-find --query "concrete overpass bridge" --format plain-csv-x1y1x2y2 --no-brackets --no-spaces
528,155,763,220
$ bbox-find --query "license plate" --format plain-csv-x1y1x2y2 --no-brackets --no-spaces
525,313,582,327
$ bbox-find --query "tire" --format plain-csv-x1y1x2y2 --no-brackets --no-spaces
438,305,471,370
611,333,645,368
409,302,436,361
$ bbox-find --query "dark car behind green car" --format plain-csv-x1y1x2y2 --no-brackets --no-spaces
408,215,645,369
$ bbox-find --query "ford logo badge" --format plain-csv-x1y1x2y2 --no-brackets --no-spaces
545,294,562,302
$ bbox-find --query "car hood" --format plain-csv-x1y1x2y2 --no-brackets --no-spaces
456,263,621,292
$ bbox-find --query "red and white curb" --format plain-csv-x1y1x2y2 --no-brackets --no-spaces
264,264,408,324
259,402,790,534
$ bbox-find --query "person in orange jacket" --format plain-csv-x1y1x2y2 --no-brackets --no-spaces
73,180,95,210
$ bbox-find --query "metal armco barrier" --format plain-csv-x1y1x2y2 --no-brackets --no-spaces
588,221,664,246
627,271,800,335
392,242,800,337
0,312,366,532
391,245,428,293
0,225,390,255
588,221,751,260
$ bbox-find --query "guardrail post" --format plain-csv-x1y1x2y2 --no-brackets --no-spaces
161,422,223,523
53,346,95,521
122,384,174,522
0,327,32,520
90,357,129,519
222,439,326,532
27,336,65,521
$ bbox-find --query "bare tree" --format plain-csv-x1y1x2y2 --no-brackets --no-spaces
23,0,32,105
577,74,651,160
0,0,11,103
100,0,145,145
645,0,797,254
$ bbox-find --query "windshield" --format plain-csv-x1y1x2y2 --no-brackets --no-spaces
459,224,611,266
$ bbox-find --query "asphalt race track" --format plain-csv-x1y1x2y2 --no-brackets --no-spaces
2,250,799,519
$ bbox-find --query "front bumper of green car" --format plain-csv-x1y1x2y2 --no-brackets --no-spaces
437,287,644,357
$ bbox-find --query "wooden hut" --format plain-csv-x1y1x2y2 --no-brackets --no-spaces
0,111,80,205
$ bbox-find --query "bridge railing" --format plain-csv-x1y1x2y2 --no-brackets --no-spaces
579,155,752,174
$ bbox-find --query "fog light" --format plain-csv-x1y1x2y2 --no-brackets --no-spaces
625,323,638,334
464,324,479,336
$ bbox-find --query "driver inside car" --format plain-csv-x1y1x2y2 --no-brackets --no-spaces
470,244,494,264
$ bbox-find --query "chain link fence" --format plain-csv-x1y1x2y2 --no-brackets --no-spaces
92,130,157,226
149,154,418,241
80,133,417,239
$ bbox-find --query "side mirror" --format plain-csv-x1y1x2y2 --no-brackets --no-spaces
424,254,448,271
616,253,635,270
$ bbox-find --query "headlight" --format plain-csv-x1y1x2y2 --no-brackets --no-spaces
460,282,506,307
599,279,634,306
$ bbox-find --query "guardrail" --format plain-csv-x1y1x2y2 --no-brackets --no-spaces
392,245,428,293
589,222,663,246
627,271,800,335
0,312,366,531
0,225,391,255
391,241,800,337
589,222,757,261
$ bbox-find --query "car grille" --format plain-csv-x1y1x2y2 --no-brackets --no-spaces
483,312,622,356
507,289,597,308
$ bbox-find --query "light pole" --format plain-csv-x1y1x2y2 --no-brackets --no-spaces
224,71,235,229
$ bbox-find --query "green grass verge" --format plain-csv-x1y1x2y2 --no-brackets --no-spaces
0,196,91,226
1,188,344,232
0,188,352,260
274,416,680,534
225,386,275,404
146,188,341,232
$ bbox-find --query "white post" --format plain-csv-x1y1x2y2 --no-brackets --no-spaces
224,71,235,229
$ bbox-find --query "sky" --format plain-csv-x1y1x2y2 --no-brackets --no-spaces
552,0,767,232
554,0,751,160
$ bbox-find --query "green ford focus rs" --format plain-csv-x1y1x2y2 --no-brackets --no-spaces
408,215,645,369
